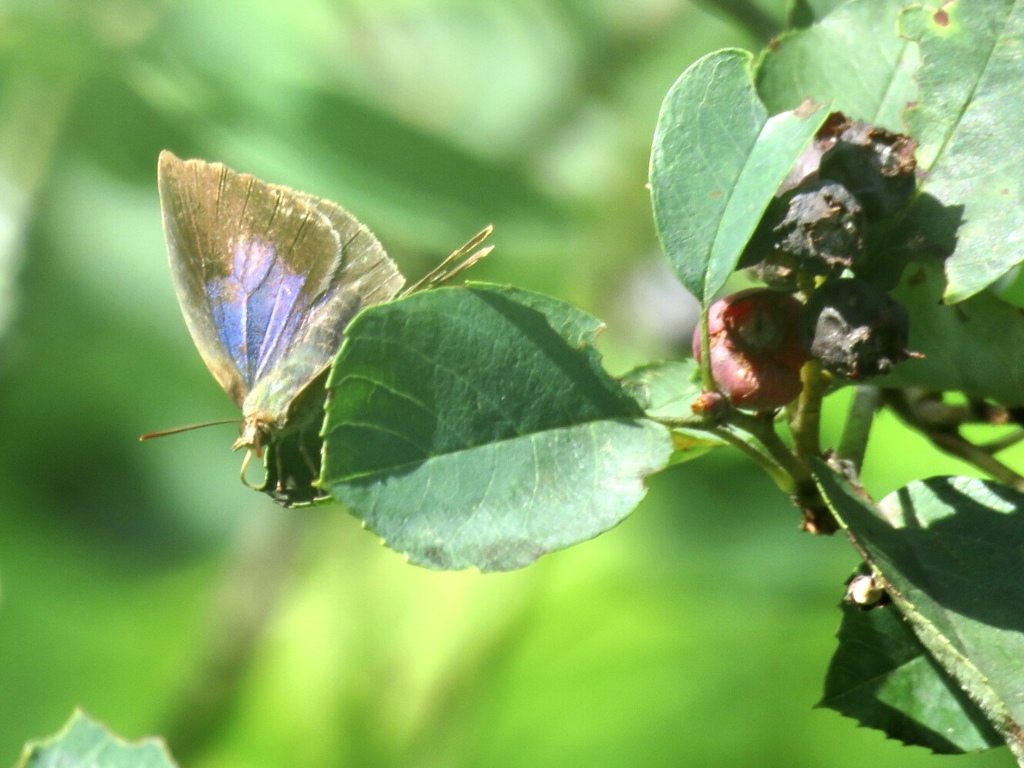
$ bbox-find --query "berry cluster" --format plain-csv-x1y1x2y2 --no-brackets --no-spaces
695,113,919,411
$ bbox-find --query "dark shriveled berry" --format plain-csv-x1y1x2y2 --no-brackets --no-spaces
743,181,864,288
743,113,919,292
819,121,918,221
779,112,917,204
802,279,911,379
694,289,808,410
778,111,852,194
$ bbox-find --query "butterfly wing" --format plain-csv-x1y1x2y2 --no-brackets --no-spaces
245,192,407,422
158,151,405,426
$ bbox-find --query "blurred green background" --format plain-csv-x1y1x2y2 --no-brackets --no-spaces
0,1,1015,766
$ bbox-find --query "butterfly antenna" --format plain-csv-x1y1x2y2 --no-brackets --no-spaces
139,418,241,441
402,225,494,297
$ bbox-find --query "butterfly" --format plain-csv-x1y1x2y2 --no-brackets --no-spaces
149,151,491,504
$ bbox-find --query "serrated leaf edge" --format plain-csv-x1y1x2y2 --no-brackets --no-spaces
810,462,1024,760
16,708,179,768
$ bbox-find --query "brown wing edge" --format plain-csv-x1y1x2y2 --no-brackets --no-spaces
158,150,249,406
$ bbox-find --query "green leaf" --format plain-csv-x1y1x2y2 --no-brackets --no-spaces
620,359,703,419
758,0,920,131
620,360,725,464
902,1,1024,301
16,710,178,768
320,285,673,572
813,463,1024,759
823,591,1002,753
650,49,828,304
880,262,1024,406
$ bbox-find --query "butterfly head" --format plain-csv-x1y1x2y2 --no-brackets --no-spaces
232,412,279,457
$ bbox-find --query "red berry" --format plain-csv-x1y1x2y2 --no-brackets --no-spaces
693,289,808,410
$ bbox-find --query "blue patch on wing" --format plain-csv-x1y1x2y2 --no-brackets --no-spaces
208,239,308,388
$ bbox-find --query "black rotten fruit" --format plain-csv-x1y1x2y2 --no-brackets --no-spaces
818,120,917,221
743,181,865,288
802,278,912,379
742,113,920,291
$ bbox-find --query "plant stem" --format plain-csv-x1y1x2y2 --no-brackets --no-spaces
725,408,839,533
837,386,880,472
885,389,1024,493
980,431,1024,454
928,431,1024,493
659,407,838,532
663,410,810,491
789,360,828,460
706,424,796,493
699,303,715,392
728,408,812,486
